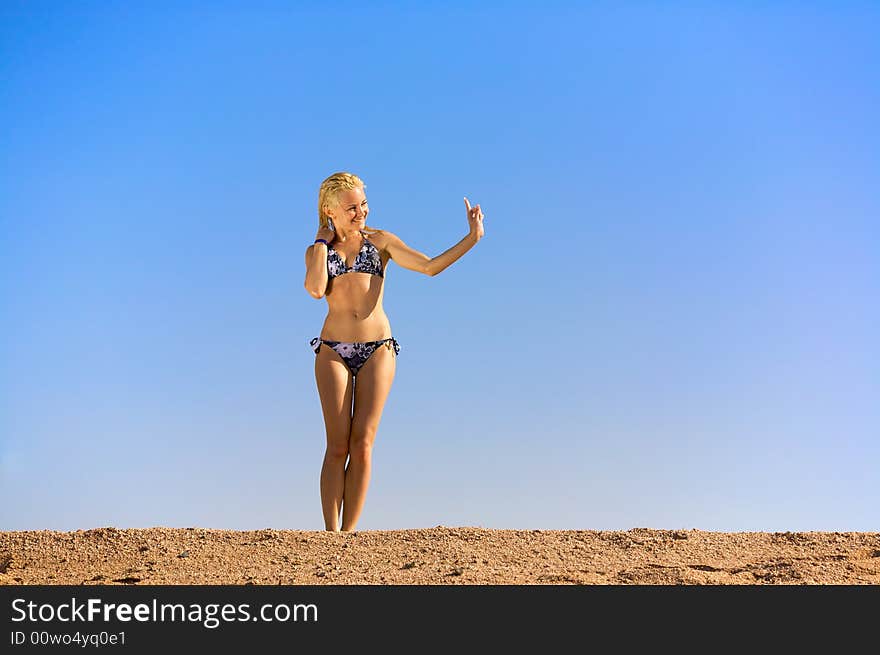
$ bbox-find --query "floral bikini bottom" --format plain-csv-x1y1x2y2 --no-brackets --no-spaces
310,336,401,377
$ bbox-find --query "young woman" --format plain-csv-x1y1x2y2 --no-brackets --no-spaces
304,171,485,531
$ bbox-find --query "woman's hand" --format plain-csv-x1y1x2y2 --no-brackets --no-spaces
464,197,485,241
315,221,335,244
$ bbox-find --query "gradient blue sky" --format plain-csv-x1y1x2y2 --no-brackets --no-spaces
2,1,878,533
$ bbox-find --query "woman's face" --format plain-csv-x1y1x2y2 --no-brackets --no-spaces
326,187,369,230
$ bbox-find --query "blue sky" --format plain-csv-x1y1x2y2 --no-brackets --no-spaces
2,1,878,533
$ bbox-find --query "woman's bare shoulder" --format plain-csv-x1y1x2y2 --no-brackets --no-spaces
365,227,395,245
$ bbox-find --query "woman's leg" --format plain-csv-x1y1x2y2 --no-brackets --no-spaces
314,344,354,531
342,342,397,531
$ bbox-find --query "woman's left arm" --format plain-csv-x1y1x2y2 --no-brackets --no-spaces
385,197,485,276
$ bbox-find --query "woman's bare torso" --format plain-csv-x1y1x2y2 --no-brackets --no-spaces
320,231,392,341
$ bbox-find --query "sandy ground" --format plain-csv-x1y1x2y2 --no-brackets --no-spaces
1,526,878,585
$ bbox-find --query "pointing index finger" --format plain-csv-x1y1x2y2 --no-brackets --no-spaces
464,197,471,211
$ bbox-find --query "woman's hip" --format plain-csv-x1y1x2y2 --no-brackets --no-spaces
318,313,392,342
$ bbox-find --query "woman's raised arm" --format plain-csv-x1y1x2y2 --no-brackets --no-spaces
385,197,484,276
304,223,334,298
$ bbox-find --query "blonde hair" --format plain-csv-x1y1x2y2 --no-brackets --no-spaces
317,171,380,235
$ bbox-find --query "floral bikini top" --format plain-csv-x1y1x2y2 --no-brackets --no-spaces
326,231,385,279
